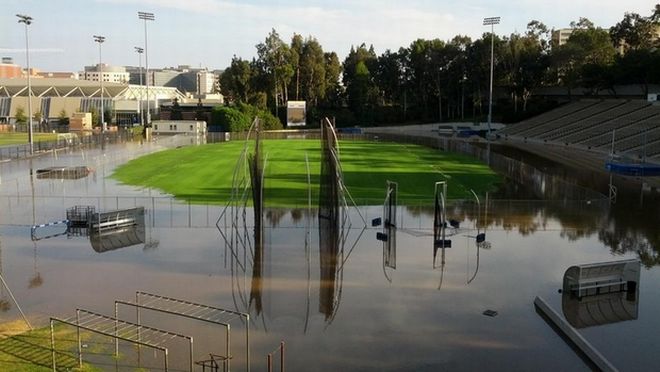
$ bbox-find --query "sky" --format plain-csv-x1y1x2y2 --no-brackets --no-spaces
0,0,657,72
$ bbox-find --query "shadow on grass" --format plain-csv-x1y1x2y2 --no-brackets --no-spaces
0,332,78,371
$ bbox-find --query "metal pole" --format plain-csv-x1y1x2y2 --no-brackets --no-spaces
226,324,231,372
483,16,500,137
135,47,144,128
280,341,284,372
16,15,34,154
100,43,104,132
76,309,83,368
0,273,32,329
145,18,149,126
189,338,194,372
246,314,250,372
114,301,119,356
137,13,155,127
25,22,33,153
488,24,494,136
50,319,56,372
164,348,169,372
93,35,106,132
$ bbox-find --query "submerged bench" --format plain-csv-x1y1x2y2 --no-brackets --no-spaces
563,259,640,299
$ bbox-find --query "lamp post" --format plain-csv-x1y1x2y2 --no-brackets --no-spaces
483,16,500,137
134,46,144,128
93,35,106,132
138,11,154,128
16,14,34,154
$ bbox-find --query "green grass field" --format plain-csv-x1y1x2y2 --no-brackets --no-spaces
112,139,501,206
0,133,59,146
0,323,101,372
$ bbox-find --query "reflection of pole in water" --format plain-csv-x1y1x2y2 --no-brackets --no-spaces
382,181,398,283
29,242,43,288
318,118,343,322
304,153,312,333
0,240,9,312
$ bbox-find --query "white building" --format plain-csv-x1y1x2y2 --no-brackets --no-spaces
552,28,573,47
82,64,130,84
197,70,217,94
152,120,206,135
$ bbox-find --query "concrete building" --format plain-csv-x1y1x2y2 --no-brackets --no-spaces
0,77,185,127
82,64,130,84
127,65,218,95
197,70,217,94
152,120,206,135
69,112,92,132
36,71,79,79
0,57,23,79
552,28,573,47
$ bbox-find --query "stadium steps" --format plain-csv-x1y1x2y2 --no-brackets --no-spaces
519,100,622,139
500,100,599,137
542,100,647,143
512,142,607,173
587,113,660,150
570,104,659,146
612,126,660,153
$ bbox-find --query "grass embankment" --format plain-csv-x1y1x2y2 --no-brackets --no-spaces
0,323,101,371
113,139,501,206
0,133,59,146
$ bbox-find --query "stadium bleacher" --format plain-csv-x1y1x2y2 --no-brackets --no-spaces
501,99,660,163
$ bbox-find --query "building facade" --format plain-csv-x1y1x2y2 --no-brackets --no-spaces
82,64,130,84
0,57,23,79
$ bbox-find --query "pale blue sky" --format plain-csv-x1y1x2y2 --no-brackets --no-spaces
1,0,656,72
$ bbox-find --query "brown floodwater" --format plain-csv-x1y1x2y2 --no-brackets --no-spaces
0,136,658,371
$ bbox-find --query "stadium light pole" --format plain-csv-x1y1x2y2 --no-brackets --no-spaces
93,35,106,132
17,14,34,154
483,16,500,137
134,46,144,128
138,11,154,128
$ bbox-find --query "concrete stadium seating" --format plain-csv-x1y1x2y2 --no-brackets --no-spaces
501,99,660,163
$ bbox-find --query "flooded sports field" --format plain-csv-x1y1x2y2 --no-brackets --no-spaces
0,135,659,371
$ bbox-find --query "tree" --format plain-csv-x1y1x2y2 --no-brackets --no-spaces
551,19,616,95
89,106,99,126
610,7,660,52
58,109,69,126
376,49,404,105
15,107,26,124
211,106,250,131
171,98,183,120
322,51,342,107
220,56,252,103
343,44,379,122
300,37,327,105
289,34,304,101
255,29,294,110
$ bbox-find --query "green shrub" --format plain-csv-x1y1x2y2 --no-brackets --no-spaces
236,103,283,130
211,106,251,131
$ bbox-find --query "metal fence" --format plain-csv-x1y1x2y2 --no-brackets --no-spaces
0,131,134,161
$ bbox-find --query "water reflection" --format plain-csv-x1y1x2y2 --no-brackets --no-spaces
89,225,146,253
561,259,641,329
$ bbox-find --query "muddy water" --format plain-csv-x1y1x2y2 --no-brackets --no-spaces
0,137,658,371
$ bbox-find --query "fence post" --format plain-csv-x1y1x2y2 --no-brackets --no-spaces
280,341,284,372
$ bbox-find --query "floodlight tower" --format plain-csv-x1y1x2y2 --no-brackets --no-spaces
134,46,144,128
93,35,106,132
483,16,500,137
138,11,155,127
16,14,34,154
